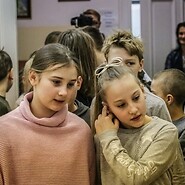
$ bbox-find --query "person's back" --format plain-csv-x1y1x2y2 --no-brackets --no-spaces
57,28,98,107
0,49,13,116
151,68,185,158
44,31,61,45
81,26,105,66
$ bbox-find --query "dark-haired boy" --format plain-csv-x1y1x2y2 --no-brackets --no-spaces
0,50,13,116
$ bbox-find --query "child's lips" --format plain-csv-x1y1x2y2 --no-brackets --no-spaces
54,99,65,103
131,115,141,121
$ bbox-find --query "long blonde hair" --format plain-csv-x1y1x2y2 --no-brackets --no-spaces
92,61,141,133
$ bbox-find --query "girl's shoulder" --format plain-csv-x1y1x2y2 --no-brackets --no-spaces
146,116,177,134
67,111,91,130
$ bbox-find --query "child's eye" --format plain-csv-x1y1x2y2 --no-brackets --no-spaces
67,83,75,88
117,103,126,108
133,95,140,101
52,80,61,86
126,61,135,66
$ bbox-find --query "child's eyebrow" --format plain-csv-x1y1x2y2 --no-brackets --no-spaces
124,58,135,61
51,76,77,81
132,90,140,96
114,99,125,103
70,79,77,82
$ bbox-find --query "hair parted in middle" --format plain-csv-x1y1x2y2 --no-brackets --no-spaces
31,43,81,76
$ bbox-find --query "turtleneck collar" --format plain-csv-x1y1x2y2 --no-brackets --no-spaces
19,92,68,127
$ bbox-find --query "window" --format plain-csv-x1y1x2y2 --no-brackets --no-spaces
132,0,141,37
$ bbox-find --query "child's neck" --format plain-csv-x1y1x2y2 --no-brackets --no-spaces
68,102,78,113
144,115,152,125
169,105,185,122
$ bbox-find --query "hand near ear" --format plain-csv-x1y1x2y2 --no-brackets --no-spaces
95,105,119,135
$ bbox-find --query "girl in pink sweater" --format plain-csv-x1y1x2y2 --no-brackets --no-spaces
0,43,95,185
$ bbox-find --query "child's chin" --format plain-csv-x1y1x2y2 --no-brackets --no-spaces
51,105,65,112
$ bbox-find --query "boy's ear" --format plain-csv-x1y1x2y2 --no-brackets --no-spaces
76,76,83,90
166,94,174,105
8,68,14,80
138,59,144,72
29,70,39,86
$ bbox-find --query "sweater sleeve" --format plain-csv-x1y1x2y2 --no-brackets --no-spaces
97,125,180,185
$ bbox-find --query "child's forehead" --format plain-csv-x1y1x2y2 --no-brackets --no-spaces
103,74,137,88
103,75,141,100
44,63,76,72
109,47,139,61
39,65,78,79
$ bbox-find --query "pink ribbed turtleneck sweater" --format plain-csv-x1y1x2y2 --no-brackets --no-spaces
0,93,95,185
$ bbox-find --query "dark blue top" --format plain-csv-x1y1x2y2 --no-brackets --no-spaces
165,48,185,72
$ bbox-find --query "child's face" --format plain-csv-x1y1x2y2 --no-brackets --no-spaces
104,74,147,128
107,46,143,75
29,65,79,117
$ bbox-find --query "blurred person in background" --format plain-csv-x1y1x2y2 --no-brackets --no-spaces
165,21,185,72
0,49,13,116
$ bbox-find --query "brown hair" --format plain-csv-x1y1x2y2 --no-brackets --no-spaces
102,30,144,61
57,28,97,98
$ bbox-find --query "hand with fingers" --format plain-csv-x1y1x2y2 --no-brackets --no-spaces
95,106,119,134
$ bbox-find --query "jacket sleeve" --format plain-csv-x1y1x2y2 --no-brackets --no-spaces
165,52,173,69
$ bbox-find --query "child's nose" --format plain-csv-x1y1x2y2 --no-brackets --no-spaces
128,104,138,114
58,86,67,96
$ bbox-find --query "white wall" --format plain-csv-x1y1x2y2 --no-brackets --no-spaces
17,0,120,36
140,0,184,77
17,0,132,60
